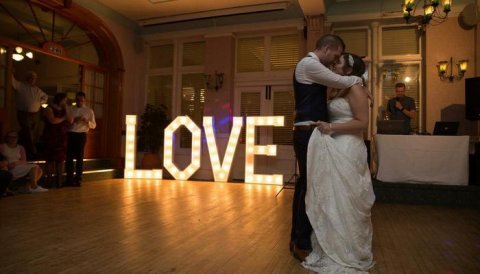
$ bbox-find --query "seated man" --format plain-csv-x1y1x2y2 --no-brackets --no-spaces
0,131,47,193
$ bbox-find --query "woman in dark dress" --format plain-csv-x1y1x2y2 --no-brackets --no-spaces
42,93,72,188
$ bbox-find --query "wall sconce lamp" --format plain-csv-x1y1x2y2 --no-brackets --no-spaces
205,71,224,91
437,57,468,82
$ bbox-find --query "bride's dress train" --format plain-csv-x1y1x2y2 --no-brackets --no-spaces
302,98,375,273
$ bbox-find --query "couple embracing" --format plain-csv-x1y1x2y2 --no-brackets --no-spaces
290,34,375,273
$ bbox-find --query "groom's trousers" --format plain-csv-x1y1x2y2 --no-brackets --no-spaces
291,128,314,250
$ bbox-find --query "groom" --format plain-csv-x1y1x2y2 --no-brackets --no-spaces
291,34,363,261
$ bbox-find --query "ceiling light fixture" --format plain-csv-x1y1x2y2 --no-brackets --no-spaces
12,46,34,62
403,0,452,28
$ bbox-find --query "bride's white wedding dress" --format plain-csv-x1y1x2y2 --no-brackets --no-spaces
302,97,375,273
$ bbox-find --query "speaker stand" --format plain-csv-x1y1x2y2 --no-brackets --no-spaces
275,158,298,197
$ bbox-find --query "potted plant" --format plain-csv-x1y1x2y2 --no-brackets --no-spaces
138,104,170,168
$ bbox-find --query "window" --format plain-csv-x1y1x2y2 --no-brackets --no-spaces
147,41,206,148
83,68,105,118
237,85,294,145
380,25,421,131
381,63,420,131
235,32,298,145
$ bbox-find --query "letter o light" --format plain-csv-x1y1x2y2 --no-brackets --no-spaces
163,116,202,180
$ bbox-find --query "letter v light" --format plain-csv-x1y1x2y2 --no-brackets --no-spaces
203,116,242,182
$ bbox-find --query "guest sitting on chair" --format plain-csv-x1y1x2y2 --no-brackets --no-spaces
0,131,47,193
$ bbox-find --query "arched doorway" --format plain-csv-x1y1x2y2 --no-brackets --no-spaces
0,0,124,160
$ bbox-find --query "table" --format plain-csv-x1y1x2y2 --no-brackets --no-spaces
375,134,469,185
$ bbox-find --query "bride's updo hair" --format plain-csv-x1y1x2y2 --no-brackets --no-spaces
341,53,367,85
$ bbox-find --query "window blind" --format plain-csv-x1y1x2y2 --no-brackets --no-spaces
147,75,173,117
183,41,205,66
382,26,419,56
270,34,299,71
150,44,174,69
334,29,368,57
237,37,265,73
272,90,294,145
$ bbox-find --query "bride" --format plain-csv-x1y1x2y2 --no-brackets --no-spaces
302,53,375,273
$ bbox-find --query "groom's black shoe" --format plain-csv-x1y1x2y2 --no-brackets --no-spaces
292,245,310,262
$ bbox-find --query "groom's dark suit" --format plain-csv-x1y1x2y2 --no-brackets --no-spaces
291,55,329,251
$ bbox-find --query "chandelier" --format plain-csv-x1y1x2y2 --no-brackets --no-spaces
402,0,452,26
12,46,33,61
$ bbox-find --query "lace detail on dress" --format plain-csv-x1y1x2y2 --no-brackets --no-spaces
302,230,373,274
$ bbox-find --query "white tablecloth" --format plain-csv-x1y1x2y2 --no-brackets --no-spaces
375,134,469,185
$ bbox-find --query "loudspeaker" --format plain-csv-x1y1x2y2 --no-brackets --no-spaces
465,77,480,120
469,142,480,185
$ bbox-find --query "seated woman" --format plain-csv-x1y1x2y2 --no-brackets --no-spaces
0,131,47,193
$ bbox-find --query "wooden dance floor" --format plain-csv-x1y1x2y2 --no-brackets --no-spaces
0,179,479,273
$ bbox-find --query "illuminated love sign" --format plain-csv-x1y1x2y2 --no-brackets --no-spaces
124,115,284,185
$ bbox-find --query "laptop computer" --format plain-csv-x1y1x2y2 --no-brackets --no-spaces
433,121,459,136
377,120,405,135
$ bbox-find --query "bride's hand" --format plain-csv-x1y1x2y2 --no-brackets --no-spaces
316,121,333,134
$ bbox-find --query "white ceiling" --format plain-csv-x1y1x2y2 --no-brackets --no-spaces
91,0,475,28
94,0,316,23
